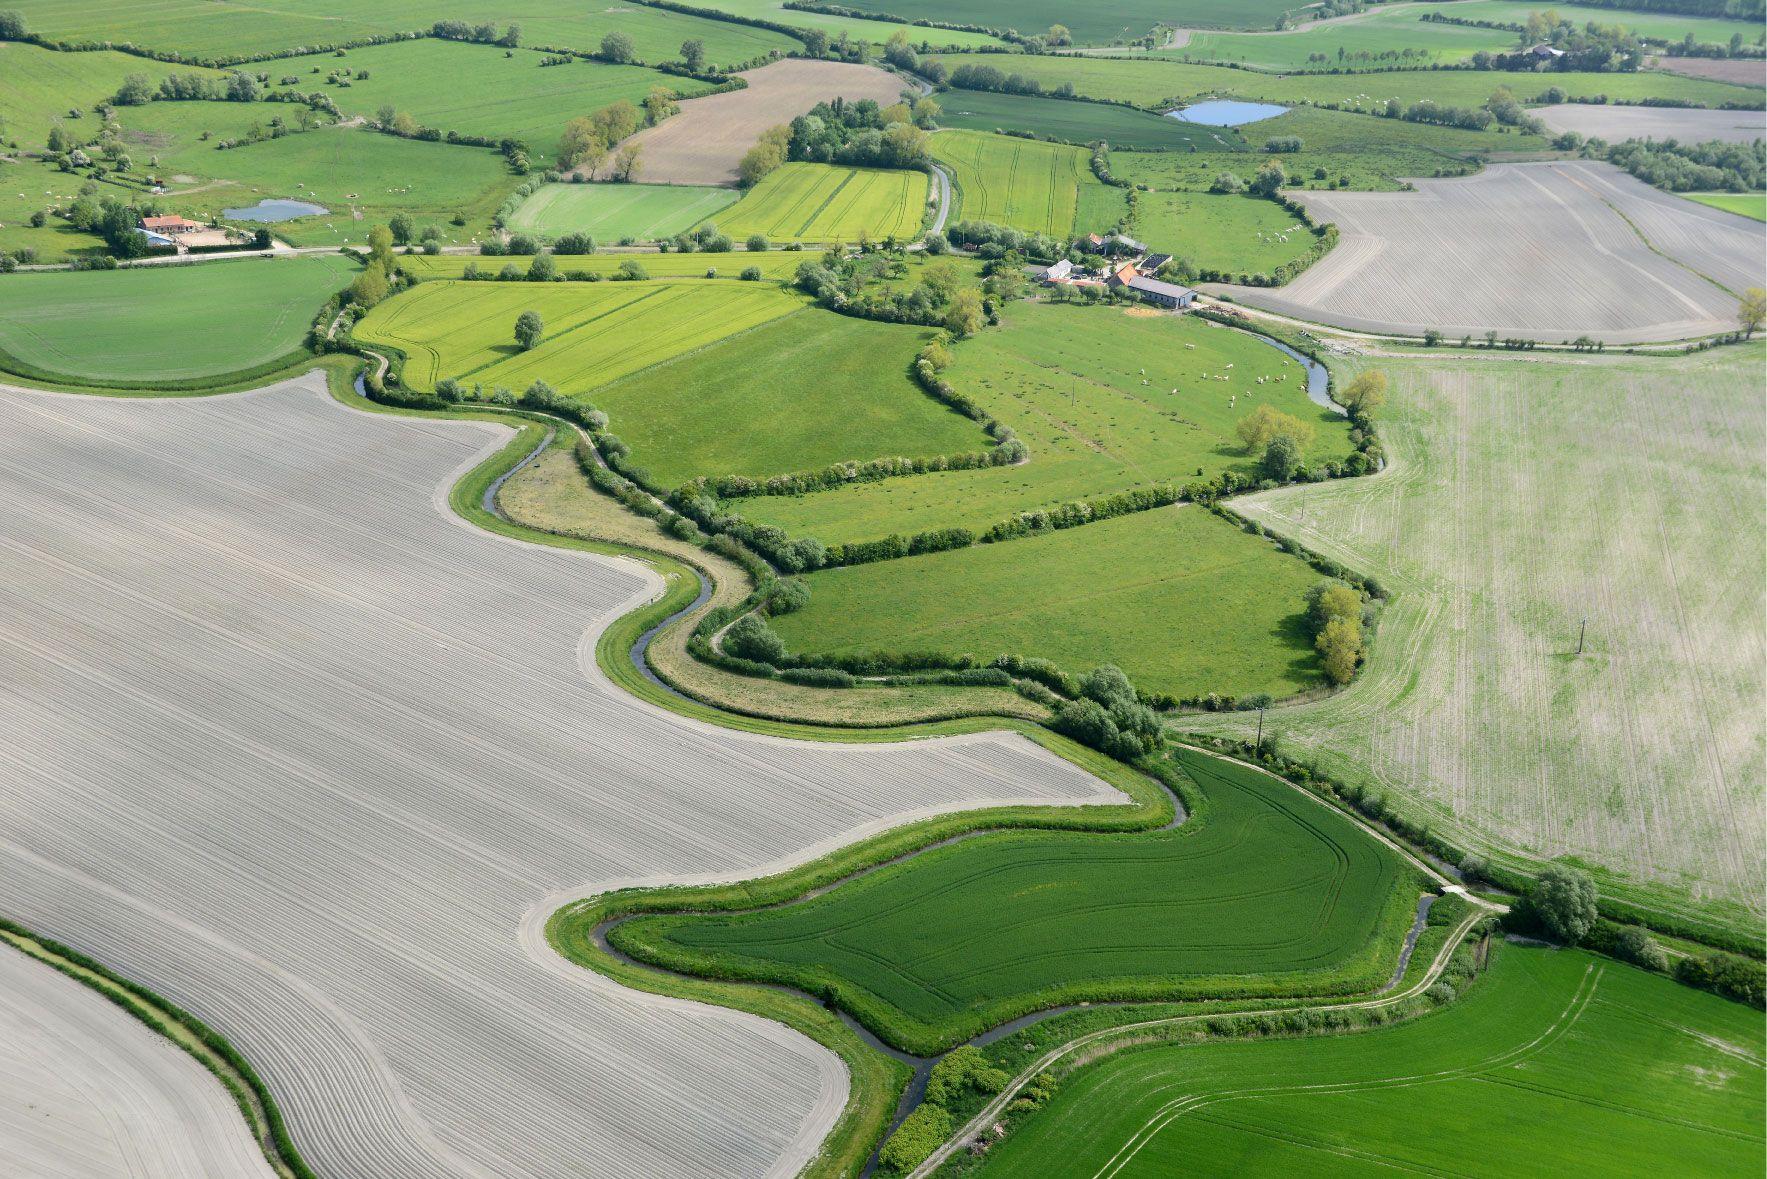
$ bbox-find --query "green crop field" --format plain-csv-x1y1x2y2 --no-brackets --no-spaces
933,90,1239,151
0,255,356,385
591,309,987,487
0,43,222,150
933,130,1115,237
112,107,514,246
973,943,1767,1178
1181,8,1515,72
1129,191,1320,277
834,0,1299,44
1687,190,1767,221
352,277,802,394
923,53,1762,111
1185,347,1766,926
273,42,713,165
1422,1,1767,46
739,301,1353,545
716,163,928,242
774,504,1330,699
506,182,738,241
698,0,1007,47
613,747,1419,1050
397,250,803,280
3,0,798,66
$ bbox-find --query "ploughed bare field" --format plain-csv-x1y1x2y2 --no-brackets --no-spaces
1212,161,1766,343
0,375,1117,1179
1647,56,1767,87
0,945,277,1179
1536,103,1767,145
617,58,907,185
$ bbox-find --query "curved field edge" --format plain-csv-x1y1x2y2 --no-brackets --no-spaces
0,340,332,398
0,919,311,1179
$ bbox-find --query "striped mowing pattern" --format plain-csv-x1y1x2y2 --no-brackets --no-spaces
932,130,1097,237
718,163,928,241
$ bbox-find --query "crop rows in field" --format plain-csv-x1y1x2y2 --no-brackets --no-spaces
506,182,738,241
615,748,1417,1049
933,130,1099,237
351,278,799,393
717,162,928,242
0,378,1117,1178
972,943,1766,1177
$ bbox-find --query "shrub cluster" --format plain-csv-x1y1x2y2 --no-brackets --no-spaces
1050,665,1162,761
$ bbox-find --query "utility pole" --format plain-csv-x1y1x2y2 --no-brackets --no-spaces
1577,617,1587,655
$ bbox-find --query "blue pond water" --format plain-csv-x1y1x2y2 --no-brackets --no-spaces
222,198,328,222
1166,99,1290,127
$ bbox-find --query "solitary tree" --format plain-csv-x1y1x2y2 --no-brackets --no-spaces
801,28,829,58
514,309,543,350
1316,614,1362,684
1532,864,1598,945
1740,287,1765,339
1237,404,1315,453
388,212,414,245
746,234,769,252
679,38,705,72
1339,370,1388,415
613,141,642,181
1260,433,1303,481
599,31,635,63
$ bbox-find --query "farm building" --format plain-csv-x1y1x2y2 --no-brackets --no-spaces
1524,43,1567,60
1143,252,1173,273
1039,258,1075,282
140,214,207,236
1104,261,1141,288
1124,275,1196,309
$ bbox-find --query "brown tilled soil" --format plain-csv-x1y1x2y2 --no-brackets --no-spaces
610,59,908,187
1646,56,1767,86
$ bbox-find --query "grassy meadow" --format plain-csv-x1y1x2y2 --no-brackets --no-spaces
774,504,1329,700
740,302,1353,544
507,182,737,240
933,130,1112,237
1129,191,1319,276
700,0,1007,47
0,43,222,149
1184,346,1767,928
1180,8,1515,71
833,0,1298,43
972,943,1766,1178
1686,190,1767,221
397,250,802,280
613,747,1419,1051
0,255,357,385
0,161,106,262
352,277,801,394
591,308,988,487
717,163,928,242
934,90,1240,151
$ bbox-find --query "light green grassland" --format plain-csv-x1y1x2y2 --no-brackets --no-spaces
1184,347,1766,924
1181,7,1515,71
1686,190,1767,220
1128,191,1319,276
352,277,802,393
274,41,713,165
933,89,1241,151
739,302,1353,545
612,747,1418,1051
591,308,987,487
0,43,221,150
774,504,1329,699
0,161,106,261
923,53,1761,110
697,0,1008,48
837,0,1299,44
397,250,803,280
933,130,1111,237
716,163,928,242
0,254,357,383
972,943,1766,1178
508,182,737,240
3,0,799,66
113,107,514,246
1421,1,1767,46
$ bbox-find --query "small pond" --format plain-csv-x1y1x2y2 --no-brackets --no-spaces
222,198,328,222
1166,99,1290,127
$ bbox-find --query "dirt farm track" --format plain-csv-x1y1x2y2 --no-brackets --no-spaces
0,375,1118,1179
1212,161,1766,344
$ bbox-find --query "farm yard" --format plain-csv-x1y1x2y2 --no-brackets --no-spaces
614,747,1419,1051
933,130,1115,237
1215,161,1767,343
1187,345,1765,923
772,505,1331,701
717,162,930,241
351,278,801,393
970,944,1766,1178
0,377,1118,1179
617,59,909,186
0,255,356,386
505,182,738,241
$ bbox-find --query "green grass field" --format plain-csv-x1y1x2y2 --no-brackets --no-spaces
274,41,712,165
934,90,1240,151
506,182,737,241
774,504,1330,699
613,747,1419,1051
352,277,802,394
972,943,1766,1178
739,302,1353,545
4,0,799,65
1181,8,1515,71
0,43,221,150
834,0,1298,43
698,0,1007,47
1423,0,1767,46
591,308,987,487
0,160,107,262
397,250,803,280
1184,347,1766,926
1129,191,1319,277
924,53,1762,111
1686,190,1767,221
933,130,1115,237
0,255,356,384
716,163,928,242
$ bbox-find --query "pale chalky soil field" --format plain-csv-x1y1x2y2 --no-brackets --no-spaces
1186,347,1765,924
0,945,277,1179
1215,161,1765,343
0,376,1117,1179
1535,103,1767,146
